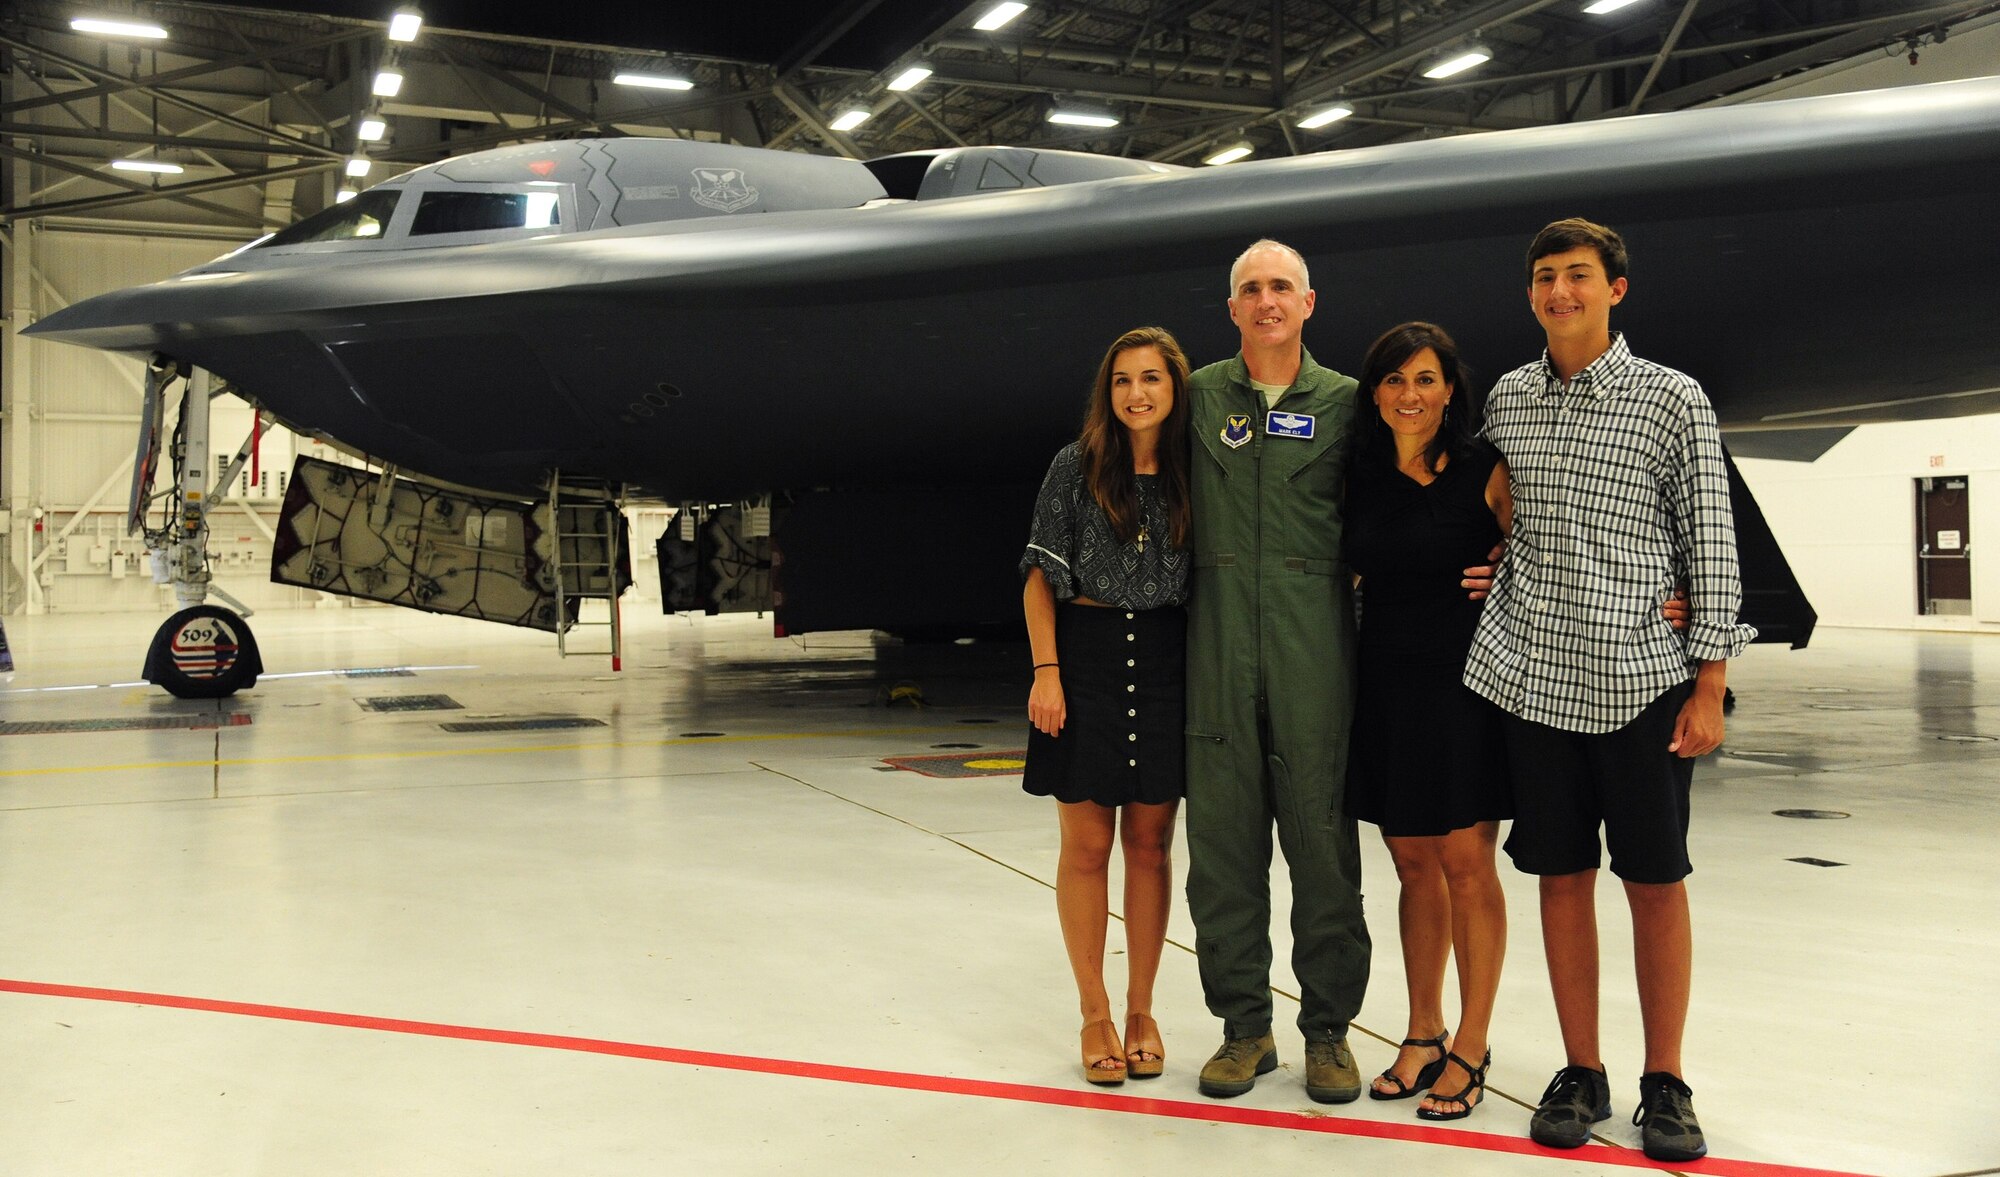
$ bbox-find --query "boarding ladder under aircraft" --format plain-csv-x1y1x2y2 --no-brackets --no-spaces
544,475,626,669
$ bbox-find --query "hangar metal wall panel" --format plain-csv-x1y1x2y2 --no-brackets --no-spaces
19,230,320,613
31,233,230,417
1737,415,2000,634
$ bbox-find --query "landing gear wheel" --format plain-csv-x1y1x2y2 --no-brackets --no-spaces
144,605,264,699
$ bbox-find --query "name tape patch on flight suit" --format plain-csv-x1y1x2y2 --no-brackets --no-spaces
1266,410,1315,439
1221,413,1253,449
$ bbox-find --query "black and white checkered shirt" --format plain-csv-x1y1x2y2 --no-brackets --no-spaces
1464,333,1756,733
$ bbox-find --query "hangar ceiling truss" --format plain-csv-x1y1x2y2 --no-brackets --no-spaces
0,0,1994,233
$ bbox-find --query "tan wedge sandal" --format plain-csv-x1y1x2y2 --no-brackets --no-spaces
1124,1012,1165,1079
1081,1019,1127,1085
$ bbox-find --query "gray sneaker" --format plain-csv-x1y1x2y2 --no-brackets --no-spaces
1198,1034,1277,1098
1634,1072,1708,1161
1529,1065,1612,1149
1303,1037,1363,1103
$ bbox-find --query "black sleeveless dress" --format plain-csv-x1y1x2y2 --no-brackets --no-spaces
1345,441,1513,837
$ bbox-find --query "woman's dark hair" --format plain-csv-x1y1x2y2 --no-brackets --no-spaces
1077,326,1193,549
1354,321,1479,479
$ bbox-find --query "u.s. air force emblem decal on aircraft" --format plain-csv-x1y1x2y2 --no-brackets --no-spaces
690,168,759,212
1221,413,1252,449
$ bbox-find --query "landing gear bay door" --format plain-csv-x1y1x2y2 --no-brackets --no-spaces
272,456,565,630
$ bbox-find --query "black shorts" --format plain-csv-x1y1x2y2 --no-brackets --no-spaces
1500,681,1696,884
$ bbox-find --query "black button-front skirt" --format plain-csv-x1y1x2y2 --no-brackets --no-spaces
1023,602,1186,807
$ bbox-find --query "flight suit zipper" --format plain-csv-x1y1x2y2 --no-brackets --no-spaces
1254,378,1314,706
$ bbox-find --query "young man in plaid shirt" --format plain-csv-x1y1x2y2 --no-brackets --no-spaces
1464,218,1756,1162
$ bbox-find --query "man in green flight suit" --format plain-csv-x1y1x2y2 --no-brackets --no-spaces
1185,239,1369,1102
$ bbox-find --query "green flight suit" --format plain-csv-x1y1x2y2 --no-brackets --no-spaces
1184,348,1371,1043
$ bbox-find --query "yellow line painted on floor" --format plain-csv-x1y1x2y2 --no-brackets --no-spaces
0,725,998,779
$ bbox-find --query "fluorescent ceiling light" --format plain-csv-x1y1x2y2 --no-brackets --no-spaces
973,2,1027,30
387,9,423,41
71,17,169,38
1048,110,1119,128
111,158,184,174
886,66,933,91
372,69,404,97
613,72,694,91
1204,143,1253,166
335,189,358,202
357,117,387,142
1424,48,1492,79
830,109,871,132
1583,0,1643,10
1297,104,1354,130
345,157,373,177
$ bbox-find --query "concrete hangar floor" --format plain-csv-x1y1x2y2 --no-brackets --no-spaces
0,607,1993,1176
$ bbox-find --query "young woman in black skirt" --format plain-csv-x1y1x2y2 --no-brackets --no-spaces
1020,326,1193,1086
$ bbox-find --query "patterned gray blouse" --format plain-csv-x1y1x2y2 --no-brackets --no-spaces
1019,442,1191,610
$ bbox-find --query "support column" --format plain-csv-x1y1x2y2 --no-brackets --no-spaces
2,132,41,614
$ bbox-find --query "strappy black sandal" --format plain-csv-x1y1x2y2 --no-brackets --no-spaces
1415,1048,1491,1121
1368,1033,1449,1101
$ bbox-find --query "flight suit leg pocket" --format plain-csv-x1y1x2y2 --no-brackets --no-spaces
1321,726,1354,832
1184,724,1240,832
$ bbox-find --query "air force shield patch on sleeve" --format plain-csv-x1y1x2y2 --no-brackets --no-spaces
1221,413,1252,449
1265,410,1315,439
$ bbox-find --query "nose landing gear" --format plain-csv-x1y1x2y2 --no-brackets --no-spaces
136,359,264,699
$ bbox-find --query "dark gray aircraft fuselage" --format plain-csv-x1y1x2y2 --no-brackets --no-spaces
23,78,2000,639
30,78,2000,503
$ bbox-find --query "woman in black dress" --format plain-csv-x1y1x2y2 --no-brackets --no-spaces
1345,322,1513,1120
1021,326,1194,1086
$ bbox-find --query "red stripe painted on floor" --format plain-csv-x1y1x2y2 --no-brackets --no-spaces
2,977,1874,1177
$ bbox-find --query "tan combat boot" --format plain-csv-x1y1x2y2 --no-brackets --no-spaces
1198,1033,1277,1098
1304,1037,1363,1103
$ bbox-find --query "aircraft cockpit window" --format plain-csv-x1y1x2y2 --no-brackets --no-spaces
409,190,562,236
258,190,402,248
